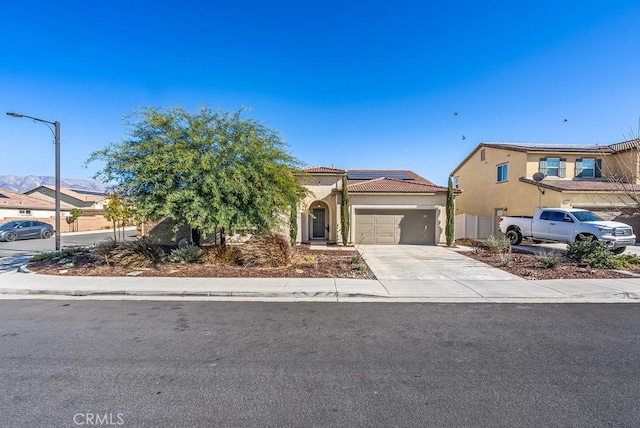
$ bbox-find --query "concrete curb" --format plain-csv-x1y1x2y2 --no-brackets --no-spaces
18,264,33,274
1,286,638,302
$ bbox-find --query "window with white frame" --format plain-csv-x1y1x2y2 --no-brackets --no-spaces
539,157,566,177
496,163,508,182
575,158,601,178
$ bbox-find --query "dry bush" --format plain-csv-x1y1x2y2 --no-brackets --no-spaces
201,245,242,265
238,234,292,267
105,237,166,268
95,238,120,265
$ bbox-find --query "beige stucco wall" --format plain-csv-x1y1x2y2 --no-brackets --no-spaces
0,211,112,232
606,151,640,183
0,208,70,219
298,175,342,243
453,147,534,216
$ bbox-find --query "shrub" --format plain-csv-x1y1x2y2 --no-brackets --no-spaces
108,237,166,268
537,251,561,269
30,252,58,262
201,245,242,265
351,253,363,264
487,235,511,254
498,254,510,267
615,253,640,268
566,237,618,269
238,234,292,267
95,238,120,265
168,246,202,263
289,205,298,246
30,247,90,262
304,254,318,267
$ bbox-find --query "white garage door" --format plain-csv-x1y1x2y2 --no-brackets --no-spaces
355,209,435,245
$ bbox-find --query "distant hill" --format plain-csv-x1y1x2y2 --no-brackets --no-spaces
0,175,111,194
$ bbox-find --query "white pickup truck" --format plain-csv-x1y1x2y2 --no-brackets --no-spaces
498,208,636,254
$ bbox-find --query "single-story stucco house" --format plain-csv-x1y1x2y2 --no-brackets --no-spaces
294,167,450,245
0,188,73,223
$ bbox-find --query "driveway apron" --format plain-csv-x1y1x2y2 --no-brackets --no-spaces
357,245,519,281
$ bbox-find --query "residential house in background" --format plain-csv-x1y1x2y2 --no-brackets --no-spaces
0,189,73,223
451,141,640,233
295,167,450,245
24,185,109,209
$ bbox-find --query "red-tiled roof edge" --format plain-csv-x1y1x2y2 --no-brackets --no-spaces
298,166,346,174
346,177,448,193
519,177,638,192
608,138,640,153
0,188,75,210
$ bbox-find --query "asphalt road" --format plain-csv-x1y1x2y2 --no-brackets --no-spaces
0,229,136,258
1,301,639,427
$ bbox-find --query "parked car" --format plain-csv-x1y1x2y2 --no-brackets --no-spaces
498,208,636,254
0,220,54,242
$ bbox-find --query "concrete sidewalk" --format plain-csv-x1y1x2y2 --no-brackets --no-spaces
2,268,640,302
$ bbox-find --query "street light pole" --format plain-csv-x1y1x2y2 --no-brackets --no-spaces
6,112,62,251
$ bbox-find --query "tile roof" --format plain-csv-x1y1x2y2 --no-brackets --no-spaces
0,189,74,210
346,177,448,193
519,178,639,192
300,166,346,174
608,138,640,153
26,186,108,202
299,167,447,193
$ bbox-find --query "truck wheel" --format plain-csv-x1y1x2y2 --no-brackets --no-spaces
506,229,522,245
612,247,626,255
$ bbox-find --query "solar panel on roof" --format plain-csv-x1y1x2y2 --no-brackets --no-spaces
347,171,412,180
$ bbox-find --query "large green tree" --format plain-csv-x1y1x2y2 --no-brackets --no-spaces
88,106,308,243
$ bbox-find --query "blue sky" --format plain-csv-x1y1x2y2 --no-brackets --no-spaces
2,1,639,186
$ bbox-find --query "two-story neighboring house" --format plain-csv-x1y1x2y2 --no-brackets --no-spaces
451,141,640,224
295,167,450,245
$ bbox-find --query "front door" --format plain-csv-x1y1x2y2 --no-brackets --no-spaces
312,208,326,238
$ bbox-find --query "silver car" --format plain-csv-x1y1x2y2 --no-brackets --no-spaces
0,220,54,242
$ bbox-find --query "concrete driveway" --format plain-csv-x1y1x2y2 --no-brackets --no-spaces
358,245,518,281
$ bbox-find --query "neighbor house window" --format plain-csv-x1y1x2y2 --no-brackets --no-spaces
480,149,486,161
497,163,508,182
454,176,460,189
539,157,566,177
575,158,601,178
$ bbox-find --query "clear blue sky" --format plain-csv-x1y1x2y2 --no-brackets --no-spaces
2,1,639,186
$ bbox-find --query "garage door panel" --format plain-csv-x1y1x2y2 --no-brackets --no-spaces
355,209,435,245
358,215,375,225
375,216,396,225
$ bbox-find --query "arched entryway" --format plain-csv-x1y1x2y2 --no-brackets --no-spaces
309,200,330,240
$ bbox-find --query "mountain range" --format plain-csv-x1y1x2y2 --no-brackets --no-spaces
0,175,111,194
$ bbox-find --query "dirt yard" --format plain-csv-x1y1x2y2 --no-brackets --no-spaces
27,244,376,279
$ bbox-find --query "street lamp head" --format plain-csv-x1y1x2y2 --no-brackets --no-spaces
6,112,24,118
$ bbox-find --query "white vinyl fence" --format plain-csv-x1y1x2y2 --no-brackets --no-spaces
455,214,503,240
